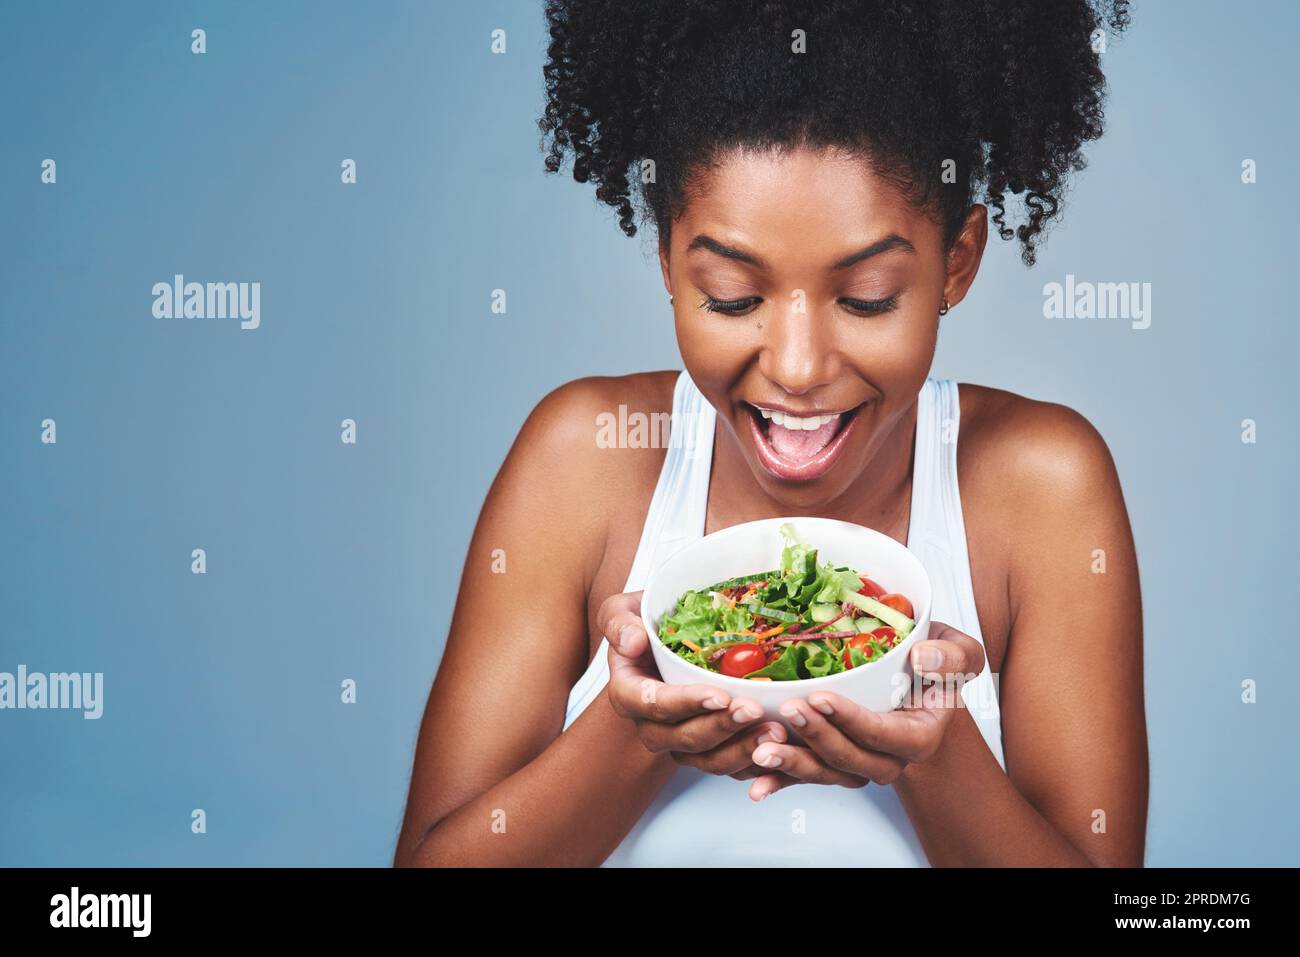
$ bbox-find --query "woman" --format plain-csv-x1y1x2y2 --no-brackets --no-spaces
395,0,1147,867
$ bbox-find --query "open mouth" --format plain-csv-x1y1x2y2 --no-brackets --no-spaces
745,401,865,482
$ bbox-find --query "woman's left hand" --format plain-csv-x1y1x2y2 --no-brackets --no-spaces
747,622,986,801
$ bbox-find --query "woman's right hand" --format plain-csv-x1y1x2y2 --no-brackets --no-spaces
598,590,788,780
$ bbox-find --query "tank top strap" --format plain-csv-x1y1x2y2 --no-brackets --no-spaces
911,379,981,630
905,377,941,553
560,370,716,730
910,378,1006,769
641,369,717,559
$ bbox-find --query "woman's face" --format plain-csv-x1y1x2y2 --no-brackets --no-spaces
662,144,986,510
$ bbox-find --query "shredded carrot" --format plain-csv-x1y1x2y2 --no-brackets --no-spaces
666,626,676,635
682,639,701,653
713,630,755,637
755,624,785,641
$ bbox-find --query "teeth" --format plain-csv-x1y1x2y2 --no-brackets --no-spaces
756,407,839,430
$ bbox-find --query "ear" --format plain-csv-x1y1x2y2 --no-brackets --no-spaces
943,204,989,309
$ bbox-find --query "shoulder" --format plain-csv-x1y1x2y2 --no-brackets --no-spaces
522,370,679,438
477,369,682,595
951,382,1137,654
515,370,680,470
954,382,1122,511
497,369,680,527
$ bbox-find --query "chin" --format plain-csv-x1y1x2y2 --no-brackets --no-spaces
751,469,858,511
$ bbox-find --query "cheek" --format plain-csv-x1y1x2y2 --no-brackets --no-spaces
840,308,939,389
674,308,754,382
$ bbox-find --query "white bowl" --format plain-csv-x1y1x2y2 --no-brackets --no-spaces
641,516,932,738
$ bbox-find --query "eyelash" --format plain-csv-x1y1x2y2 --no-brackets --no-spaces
839,295,899,316
700,295,762,315
699,295,900,317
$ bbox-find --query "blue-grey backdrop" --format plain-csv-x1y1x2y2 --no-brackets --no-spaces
1,0,1296,865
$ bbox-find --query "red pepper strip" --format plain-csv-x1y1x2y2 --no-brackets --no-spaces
768,630,857,644
801,610,849,634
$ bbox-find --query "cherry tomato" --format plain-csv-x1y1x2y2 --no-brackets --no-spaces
869,626,898,648
857,576,886,599
720,644,768,679
878,593,914,618
843,633,877,670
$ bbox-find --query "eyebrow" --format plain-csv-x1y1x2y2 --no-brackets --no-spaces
687,234,766,268
686,232,915,271
832,234,915,269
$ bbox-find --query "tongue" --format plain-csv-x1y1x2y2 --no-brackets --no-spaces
768,418,839,462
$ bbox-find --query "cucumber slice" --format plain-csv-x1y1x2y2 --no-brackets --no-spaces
702,570,776,594
842,589,915,634
853,616,885,633
743,603,800,623
809,603,841,623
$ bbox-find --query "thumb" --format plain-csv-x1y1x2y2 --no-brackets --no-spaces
600,590,649,658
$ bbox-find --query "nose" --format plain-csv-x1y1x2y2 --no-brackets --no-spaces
757,296,843,396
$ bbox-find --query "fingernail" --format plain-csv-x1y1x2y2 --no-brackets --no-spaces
755,747,783,768
810,697,834,716
779,704,807,728
756,724,787,746
732,704,760,723
618,624,639,648
916,645,942,672
702,696,728,711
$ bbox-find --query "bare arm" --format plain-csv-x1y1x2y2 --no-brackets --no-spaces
893,402,1148,866
393,378,677,866
745,400,1148,865
399,688,674,866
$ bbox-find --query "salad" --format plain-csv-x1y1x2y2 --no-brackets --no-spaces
657,523,916,681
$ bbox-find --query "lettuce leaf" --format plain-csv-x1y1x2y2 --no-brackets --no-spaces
803,641,836,678
779,523,818,594
659,590,718,643
815,567,862,605
744,642,806,680
718,603,755,635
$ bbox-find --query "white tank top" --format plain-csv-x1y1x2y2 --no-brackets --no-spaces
562,370,1006,866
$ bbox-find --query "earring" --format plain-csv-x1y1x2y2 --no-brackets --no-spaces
669,294,674,304
938,297,950,316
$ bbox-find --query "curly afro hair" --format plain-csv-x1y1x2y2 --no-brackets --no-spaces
540,0,1131,266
